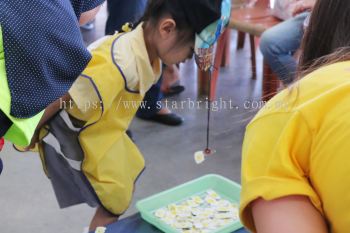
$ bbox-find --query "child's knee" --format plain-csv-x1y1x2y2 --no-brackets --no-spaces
89,207,119,231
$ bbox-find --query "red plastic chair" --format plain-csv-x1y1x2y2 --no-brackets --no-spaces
230,0,283,101
0,138,4,151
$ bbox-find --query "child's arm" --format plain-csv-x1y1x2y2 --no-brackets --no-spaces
25,93,71,150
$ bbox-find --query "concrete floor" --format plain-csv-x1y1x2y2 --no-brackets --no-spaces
0,6,263,233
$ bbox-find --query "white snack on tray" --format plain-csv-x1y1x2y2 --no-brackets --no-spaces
155,208,167,218
207,189,220,200
153,190,239,233
95,226,107,233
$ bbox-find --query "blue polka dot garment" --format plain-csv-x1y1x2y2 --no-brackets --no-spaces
0,0,104,118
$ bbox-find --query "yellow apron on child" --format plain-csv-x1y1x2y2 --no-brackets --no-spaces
72,33,146,215
40,33,147,215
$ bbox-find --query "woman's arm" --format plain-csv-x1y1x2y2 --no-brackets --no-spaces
252,195,328,233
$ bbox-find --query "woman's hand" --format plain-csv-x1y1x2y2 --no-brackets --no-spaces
292,0,316,16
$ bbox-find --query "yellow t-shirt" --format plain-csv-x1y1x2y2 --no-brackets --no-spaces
240,61,350,233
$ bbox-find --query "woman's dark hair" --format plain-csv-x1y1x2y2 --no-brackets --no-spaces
299,0,350,76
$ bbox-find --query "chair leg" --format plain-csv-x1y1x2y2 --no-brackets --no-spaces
262,60,279,101
249,35,257,79
237,31,245,49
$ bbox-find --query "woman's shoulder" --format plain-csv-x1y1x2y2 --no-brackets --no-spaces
249,61,350,128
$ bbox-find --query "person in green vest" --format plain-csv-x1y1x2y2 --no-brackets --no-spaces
0,0,104,167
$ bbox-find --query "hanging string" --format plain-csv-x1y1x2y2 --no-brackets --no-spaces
205,68,212,154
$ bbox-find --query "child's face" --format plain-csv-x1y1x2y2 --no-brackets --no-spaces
154,19,194,65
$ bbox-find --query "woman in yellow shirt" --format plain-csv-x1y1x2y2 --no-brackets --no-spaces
240,0,350,232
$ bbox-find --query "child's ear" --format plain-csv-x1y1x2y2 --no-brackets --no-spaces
158,19,177,39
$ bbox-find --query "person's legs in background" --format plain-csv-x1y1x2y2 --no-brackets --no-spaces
106,0,184,126
137,76,184,126
161,64,185,97
105,0,147,35
260,12,310,85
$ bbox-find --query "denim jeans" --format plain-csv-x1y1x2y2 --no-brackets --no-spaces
105,0,147,35
259,12,310,84
136,77,163,118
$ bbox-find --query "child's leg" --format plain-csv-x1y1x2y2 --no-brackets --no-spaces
89,206,119,231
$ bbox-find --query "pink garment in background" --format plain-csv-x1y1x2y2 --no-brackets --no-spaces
271,0,300,20
0,138,4,151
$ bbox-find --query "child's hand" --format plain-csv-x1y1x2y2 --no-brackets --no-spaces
22,93,71,152
23,130,40,151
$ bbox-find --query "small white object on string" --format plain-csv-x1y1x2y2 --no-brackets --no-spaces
194,149,216,164
194,151,205,164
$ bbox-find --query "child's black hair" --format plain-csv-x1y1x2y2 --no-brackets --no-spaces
136,0,196,43
123,0,222,45
142,0,191,30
